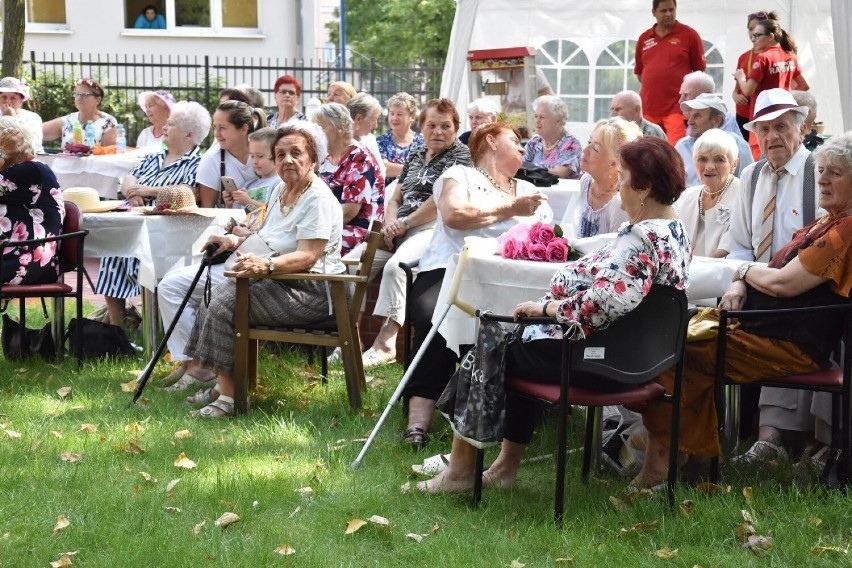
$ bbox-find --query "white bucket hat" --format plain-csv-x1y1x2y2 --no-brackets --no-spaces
62,187,124,213
743,89,809,132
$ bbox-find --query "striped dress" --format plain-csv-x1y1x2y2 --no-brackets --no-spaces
95,147,202,299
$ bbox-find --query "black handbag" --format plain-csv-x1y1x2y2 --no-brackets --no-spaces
515,163,560,187
2,313,56,361
65,318,136,359
437,316,513,448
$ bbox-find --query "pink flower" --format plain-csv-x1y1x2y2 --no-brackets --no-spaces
517,241,530,260
527,243,547,261
497,222,533,248
534,223,555,245
545,238,570,262
527,221,544,244
501,239,520,260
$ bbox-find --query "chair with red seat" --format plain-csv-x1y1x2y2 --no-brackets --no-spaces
478,285,689,524
0,201,89,361
711,303,852,485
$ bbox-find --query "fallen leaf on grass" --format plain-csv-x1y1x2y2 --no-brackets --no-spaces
811,545,848,557
406,533,425,543
274,545,296,555
734,522,756,540
368,515,390,528
609,496,626,511
49,554,73,568
510,560,526,568
56,387,72,399
174,429,192,439
808,516,822,528
164,507,182,513
618,520,659,537
742,486,754,505
79,424,98,433
695,482,731,494
123,440,145,455
345,519,367,535
214,512,239,528
741,509,755,524
295,487,313,496
174,452,196,469
655,547,678,559
3,429,21,439
742,535,773,556
431,522,440,534
679,500,694,517
165,479,180,495
192,520,206,536
60,452,82,463
139,472,157,483
50,430,62,438
124,422,145,434
120,381,137,393
288,506,301,519
555,558,574,564
53,515,70,535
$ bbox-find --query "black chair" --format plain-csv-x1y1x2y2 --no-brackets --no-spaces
711,303,852,486
479,285,689,524
0,202,89,361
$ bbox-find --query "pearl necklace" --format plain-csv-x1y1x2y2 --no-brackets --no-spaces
477,167,516,195
698,175,733,218
542,135,563,154
279,180,311,216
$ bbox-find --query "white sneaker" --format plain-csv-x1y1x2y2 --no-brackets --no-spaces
731,440,788,465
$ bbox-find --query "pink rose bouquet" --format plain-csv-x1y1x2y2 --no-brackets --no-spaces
498,221,571,262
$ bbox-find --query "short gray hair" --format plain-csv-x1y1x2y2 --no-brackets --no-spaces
347,92,381,120
813,131,852,172
312,102,354,139
683,71,715,93
386,92,418,117
693,128,739,165
0,116,36,157
169,101,212,146
467,97,500,117
614,89,641,107
532,94,569,125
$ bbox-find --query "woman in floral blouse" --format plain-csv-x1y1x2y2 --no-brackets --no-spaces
0,117,64,285
523,95,583,179
414,136,691,494
375,92,424,182
42,79,117,149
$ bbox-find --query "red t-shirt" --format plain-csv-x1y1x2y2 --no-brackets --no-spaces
634,21,706,116
746,45,803,119
734,49,755,119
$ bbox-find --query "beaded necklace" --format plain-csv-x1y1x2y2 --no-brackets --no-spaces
279,180,311,216
476,167,516,196
698,175,734,218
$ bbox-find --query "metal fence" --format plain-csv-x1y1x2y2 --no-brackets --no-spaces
24,51,444,146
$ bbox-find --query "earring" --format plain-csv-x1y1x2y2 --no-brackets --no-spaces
640,196,645,208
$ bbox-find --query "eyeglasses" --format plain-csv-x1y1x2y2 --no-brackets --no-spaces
72,91,98,98
750,33,768,41
277,89,297,96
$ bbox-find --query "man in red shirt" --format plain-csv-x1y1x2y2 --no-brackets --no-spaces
634,0,706,145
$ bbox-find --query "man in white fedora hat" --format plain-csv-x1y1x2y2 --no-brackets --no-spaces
675,93,753,186
722,87,827,465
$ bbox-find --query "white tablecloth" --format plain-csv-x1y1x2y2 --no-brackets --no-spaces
434,237,744,353
41,149,147,199
541,179,581,228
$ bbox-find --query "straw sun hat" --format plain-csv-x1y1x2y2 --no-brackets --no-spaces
141,184,216,216
62,187,124,213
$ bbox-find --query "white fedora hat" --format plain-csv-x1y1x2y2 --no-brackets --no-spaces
62,187,124,213
744,88,809,132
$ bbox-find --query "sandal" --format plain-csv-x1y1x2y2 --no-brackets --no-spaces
403,427,429,448
159,365,186,387
362,347,396,367
194,397,234,419
186,387,219,406
163,372,216,392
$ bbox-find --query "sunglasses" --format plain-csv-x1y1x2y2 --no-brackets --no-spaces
748,11,768,21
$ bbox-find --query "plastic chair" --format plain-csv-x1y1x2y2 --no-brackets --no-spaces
0,202,89,361
230,221,382,412
479,285,689,524
711,303,852,486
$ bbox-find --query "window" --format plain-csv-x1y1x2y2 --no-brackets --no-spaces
125,1,166,29
535,40,590,124
124,0,257,30
703,39,725,97
25,0,67,28
593,40,640,121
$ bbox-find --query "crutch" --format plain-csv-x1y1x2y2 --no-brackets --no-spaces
351,244,477,469
130,245,217,406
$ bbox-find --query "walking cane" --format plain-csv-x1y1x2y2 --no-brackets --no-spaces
130,245,218,406
351,245,477,469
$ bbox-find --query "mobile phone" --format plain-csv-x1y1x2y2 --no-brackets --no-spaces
221,176,239,193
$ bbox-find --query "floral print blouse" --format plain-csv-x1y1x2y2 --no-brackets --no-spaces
60,111,118,148
523,132,583,179
522,218,692,342
376,132,424,179
319,141,385,254
0,160,65,285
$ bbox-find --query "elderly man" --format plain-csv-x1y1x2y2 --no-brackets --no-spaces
0,77,43,153
679,71,744,141
634,0,705,145
725,88,827,463
459,97,500,145
610,90,666,139
676,93,753,185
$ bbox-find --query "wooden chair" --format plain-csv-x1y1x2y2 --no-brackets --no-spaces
230,221,382,413
711,303,852,486
479,285,689,524
0,202,89,361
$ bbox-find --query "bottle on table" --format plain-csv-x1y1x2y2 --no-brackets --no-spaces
72,120,83,145
116,124,127,153
83,120,96,147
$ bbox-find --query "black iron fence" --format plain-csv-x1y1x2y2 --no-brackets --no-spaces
24,51,444,148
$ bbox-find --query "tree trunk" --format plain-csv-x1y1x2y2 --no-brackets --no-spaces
2,0,27,79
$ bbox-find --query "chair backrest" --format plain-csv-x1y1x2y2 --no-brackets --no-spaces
349,220,382,319
59,201,83,275
568,285,689,385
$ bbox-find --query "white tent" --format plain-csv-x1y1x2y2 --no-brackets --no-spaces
442,0,849,141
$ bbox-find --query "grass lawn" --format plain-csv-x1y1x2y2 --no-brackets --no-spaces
1,308,850,567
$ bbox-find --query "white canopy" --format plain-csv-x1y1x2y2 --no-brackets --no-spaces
442,0,848,140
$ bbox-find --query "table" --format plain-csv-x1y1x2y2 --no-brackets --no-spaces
433,237,743,353
541,179,581,228
83,208,244,353
40,148,147,199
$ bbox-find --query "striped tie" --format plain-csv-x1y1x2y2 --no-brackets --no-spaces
755,168,785,262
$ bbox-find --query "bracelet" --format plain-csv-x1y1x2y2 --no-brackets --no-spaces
542,301,552,317
266,258,275,275
399,216,410,229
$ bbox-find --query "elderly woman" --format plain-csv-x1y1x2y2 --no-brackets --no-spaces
347,92,386,178
416,137,691,493
313,103,384,254
358,98,473,367
136,90,175,148
182,125,345,418
674,129,740,258
42,79,117,148
197,100,266,208
0,77,43,153
376,92,424,182
635,132,852,488
96,101,211,328
568,117,642,237
0,117,64,285
267,75,306,128
523,95,582,179
402,122,550,447
325,81,357,105
458,97,500,146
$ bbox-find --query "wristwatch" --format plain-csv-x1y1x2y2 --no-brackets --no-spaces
266,258,275,275
398,216,410,229
736,262,755,282
245,203,257,213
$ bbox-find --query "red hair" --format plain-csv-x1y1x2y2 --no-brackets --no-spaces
468,123,520,163
273,75,302,96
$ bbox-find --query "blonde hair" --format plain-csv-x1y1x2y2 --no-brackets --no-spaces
591,116,643,160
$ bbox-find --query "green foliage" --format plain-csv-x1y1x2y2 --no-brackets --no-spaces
327,0,456,65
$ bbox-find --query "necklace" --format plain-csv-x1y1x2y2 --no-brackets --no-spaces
477,167,516,195
698,176,734,218
279,180,311,216
542,134,563,154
